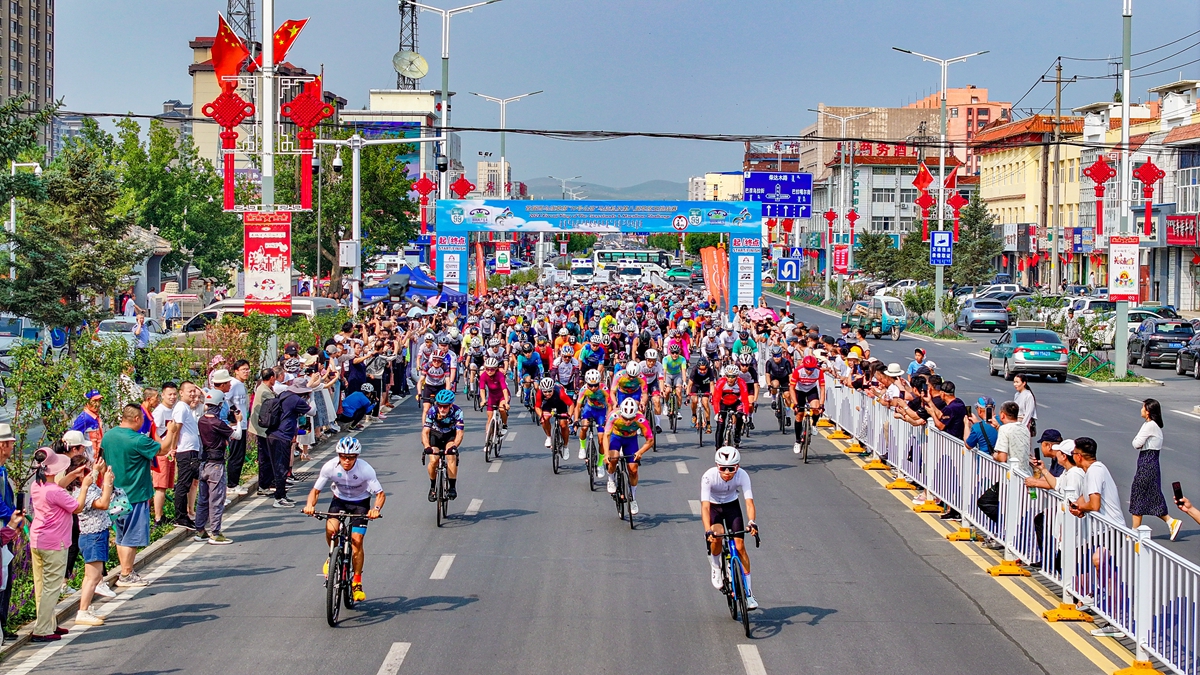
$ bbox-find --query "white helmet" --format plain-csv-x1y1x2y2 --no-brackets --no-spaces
706,329,716,338
484,357,501,368
538,377,556,392
625,361,642,377
715,446,740,467
470,337,483,348
584,369,602,385
723,365,739,377
619,398,640,419
644,348,659,360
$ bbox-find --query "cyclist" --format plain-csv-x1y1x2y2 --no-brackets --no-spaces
701,446,758,610
483,337,507,375
572,368,610,460
419,336,457,419
422,389,464,502
662,344,688,424
464,336,485,396
604,397,654,515
534,377,574,456
479,357,510,437
640,348,666,433
610,361,647,412
552,344,581,394
711,364,750,449
735,352,760,430
533,334,554,372
788,355,826,454
700,328,721,365
303,437,385,603
764,345,794,408
516,342,544,407
579,334,607,385
688,357,715,432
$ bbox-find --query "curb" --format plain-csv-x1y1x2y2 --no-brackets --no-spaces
1066,373,1164,387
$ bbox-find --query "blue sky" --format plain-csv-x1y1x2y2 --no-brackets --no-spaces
59,0,1199,187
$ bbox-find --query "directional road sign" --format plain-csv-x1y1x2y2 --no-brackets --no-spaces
743,172,814,219
929,231,953,266
776,258,803,282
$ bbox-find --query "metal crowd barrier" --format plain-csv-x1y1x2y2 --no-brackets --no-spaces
821,381,1200,675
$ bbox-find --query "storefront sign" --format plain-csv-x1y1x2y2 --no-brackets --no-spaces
243,212,292,317
1166,215,1199,246
1107,235,1140,302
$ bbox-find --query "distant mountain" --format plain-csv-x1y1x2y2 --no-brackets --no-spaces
523,178,687,201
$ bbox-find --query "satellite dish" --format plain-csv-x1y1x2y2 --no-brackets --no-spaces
392,50,429,79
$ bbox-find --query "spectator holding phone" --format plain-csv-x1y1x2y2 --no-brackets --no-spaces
1128,398,1181,540
72,456,114,626
28,448,85,642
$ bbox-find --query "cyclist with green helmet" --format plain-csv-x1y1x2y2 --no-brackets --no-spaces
423,389,465,502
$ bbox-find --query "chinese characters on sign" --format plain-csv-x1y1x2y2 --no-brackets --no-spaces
1166,215,1199,246
832,245,849,274
243,212,293,317
1107,236,1140,303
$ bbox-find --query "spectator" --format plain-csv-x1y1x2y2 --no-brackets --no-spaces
1128,398,1180,539
1012,373,1038,437
225,360,252,496
149,383,179,527
1026,438,1087,568
171,382,204,530
1064,309,1081,353
1174,496,1200,526
1035,429,1064,474
926,380,967,438
55,431,89,595
71,389,105,451
249,369,277,498
906,348,926,376
0,424,20,642
267,380,311,508
162,296,180,330
338,385,375,431
965,397,999,452
195,389,241,544
28,448,84,642
991,401,1031,466
102,404,168,588
71,456,114,627
1068,437,1124,524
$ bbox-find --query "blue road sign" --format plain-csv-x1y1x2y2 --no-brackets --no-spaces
777,258,803,282
789,247,803,258
743,172,813,219
930,231,953,266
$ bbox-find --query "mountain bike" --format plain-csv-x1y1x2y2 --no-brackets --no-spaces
710,528,760,637
312,512,379,627
610,452,636,530
423,446,455,527
483,407,504,463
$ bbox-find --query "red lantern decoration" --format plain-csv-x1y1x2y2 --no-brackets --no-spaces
202,91,255,210
1082,155,1117,237
1132,159,1166,236
846,209,859,248
823,210,837,246
914,191,935,242
450,176,476,199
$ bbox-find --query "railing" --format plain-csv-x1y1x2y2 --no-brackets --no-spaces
822,381,1200,675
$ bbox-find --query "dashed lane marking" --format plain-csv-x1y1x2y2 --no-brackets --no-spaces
488,460,502,473
374,642,411,675
676,461,689,474
1173,409,1200,421
430,554,456,580
1080,418,1103,427
688,500,702,516
464,499,483,516
738,644,768,675
667,433,679,443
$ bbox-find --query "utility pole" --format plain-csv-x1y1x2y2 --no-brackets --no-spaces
1043,58,1077,292
1114,0,1133,374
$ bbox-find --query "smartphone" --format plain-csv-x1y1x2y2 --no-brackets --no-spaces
985,404,994,421
1173,481,1184,505
1032,444,1041,461
14,492,25,512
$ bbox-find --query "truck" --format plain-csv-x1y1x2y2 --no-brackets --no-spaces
569,258,595,286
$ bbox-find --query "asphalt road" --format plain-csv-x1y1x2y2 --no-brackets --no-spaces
2,384,1111,674
766,293,1200,561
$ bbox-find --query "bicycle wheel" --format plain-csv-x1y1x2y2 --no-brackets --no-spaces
668,395,678,434
624,465,636,530
435,468,446,527
586,431,598,492
731,556,751,636
484,420,493,463
341,541,356,609
697,407,705,447
723,554,737,620
551,428,561,475
613,467,626,519
326,547,342,627
801,414,811,464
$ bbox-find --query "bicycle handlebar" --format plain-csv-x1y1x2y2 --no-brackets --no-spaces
308,512,383,520
709,529,761,548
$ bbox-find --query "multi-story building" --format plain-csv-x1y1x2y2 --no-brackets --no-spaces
157,99,193,138
476,161,511,197
687,176,706,201
2,0,55,151
798,105,941,181
50,112,82,155
905,86,1011,175
704,171,742,200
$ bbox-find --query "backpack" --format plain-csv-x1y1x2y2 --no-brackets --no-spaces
257,393,289,433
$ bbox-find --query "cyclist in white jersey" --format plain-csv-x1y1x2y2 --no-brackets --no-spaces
303,437,385,602
640,349,666,433
701,446,758,609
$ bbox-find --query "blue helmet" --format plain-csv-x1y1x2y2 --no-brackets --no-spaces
335,437,362,455
435,389,456,405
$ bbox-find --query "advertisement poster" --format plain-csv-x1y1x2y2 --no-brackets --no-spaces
495,244,511,275
243,212,292,316
832,244,849,274
1107,235,1140,302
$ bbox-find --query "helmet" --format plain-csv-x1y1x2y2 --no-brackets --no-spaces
669,344,681,354
434,389,456,405
590,334,602,345
424,333,435,342
560,345,574,356
695,358,709,369
448,327,460,339
738,353,754,365
470,337,483,348
738,329,749,338
336,437,362,455
521,343,533,354
360,383,375,393
536,334,548,342
204,389,225,407
619,398,640,419
538,377,556,392
438,335,453,345
483,309,494,318
715,446,740,467
488,338,501,347
625,361,642,377
770,346,783,357
484,357,500,369
723,365,739,377
706,329,716,338
645,348,659,360
584,369,602,385
558,327,569,336
802,356,818,369
568,335,577,344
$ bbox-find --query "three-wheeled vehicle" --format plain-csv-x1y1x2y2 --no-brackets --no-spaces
841,296,908,340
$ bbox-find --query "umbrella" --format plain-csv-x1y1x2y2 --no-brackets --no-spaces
407,306,432,318
746,307,778,322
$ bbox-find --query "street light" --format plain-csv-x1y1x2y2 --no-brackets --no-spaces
548,175,582,199
545,175,581,269
410,0,505,200
470,90,542,198
8,161,42,280
893,46,988,331
809,109,873,303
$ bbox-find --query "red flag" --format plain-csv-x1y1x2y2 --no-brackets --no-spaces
942,168,958,192
913,162,934,191
248,18,309,72
212,14,250,92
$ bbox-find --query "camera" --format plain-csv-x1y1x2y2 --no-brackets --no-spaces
332,153,343,173
436,154,449,173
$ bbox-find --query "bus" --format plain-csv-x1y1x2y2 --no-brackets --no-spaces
593,248,675,272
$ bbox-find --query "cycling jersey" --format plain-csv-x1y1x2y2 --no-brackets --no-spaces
314,457,384,502
552,357,580,387
687,365,715,394
711,377,750,413
517,352,544,377
663,354,687,376
422,350,457,386
483,346,506,363
479,317,496,336
579,344,606,369
606,413,653,439
613,373,644,395
736,365,757,389
700,466,753,505
639,360,664,386
534,387,575,413
479,369,507,396
765,357,793,382
789,366,825,393
423,404,465,435
598,315,617,337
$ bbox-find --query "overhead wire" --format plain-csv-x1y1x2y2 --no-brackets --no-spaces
1060,28,1200,61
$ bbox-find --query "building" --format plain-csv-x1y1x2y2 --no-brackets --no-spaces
337,89,454,187
704,171,743,200
1,0,55,150
798,105,941,181
157,99,193,138
743,141,802,173
476,161,511,197
905,86,1011,175
687,176,706,201
51,113,83,155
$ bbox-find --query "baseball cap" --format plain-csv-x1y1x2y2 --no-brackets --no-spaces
85,389,103,400
1037,429,1063,444
840,322,851,330
62,430,88,448
976,396,996,408
1051,439,1076,454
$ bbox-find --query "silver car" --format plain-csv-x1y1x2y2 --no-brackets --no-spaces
956,298,1010,333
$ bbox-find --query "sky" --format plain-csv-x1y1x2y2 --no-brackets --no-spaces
58,0,1200,188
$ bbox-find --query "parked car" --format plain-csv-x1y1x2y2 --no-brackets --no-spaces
665,267,693,284
1127,318,1196,368
1063,284,1091,296
956,298,1010,332
1135,304,1180,320
1097,308,1162,349
1174,335,1200,379
988,328,1069,382
875,279,919,296
174,297,340,344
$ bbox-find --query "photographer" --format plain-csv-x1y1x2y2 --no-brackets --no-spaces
195,389,242,544
965,397,1000,453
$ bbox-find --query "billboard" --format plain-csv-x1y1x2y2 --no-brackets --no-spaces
742,172,813,218
1108,235,1140,302
243,212,292,317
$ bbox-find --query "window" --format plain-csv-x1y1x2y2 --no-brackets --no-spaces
9,39,15,52
900,167,918,176
899,188,919,203
971,96,979,104
978,108,989,117
978,121,986,129
9,2,16,14
872,188,895,203
874,167,897,175
899,217,914,232
871,216,895,231
950,107,959,118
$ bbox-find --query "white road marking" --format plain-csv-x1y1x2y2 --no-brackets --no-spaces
951,347,961,351
1172,409,1200,421
971,353,988,359
667,433,679,443
738,644,768,675
375,642,411,675
506,431,517,441
1080,418,1103,427
676,461,689,474
488,460,502,473
689,500,702,516
464,499,483,516
430,554,456,580
1127,397,1142,403
959,376,971,381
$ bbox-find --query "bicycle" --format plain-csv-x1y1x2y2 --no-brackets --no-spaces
710,529,761,637
716,408,739,449
311,512,379,627
483,406,504,463
423,447,455,527
771,387,791,435
694,396,711,447
582,419,601,491
548,413,570,475
666,389,681,434
468,368,484,412
610,452,636,530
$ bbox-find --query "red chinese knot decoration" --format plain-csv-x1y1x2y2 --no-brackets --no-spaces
1082,156,1117,237
280,78,336,210
450,176,476,199
947,191,969,242
1132,159,1166,237
202,91,256,210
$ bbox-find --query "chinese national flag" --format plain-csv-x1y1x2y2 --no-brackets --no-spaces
913,162,934,191
212,14,249,92
248,18,309,72
943,169,957,192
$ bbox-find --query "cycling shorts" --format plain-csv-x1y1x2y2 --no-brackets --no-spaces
428,429,458,453
540,400,572,416
420,383,445,404
793,387,821,407
708,500,744,540
469,354,485,368
609,434,641,462
689,380,713,396
615,390,642,406
663,372,685,389
645,379,660,394
329,496,372,534
581,406,608,429
484,390,508,410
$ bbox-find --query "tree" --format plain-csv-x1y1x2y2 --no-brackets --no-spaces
0,94,57,204
647,233,681,253
854,232,899,279
950,192,1004,286
894,232,934,282
683,233,721,255
567,233,597,253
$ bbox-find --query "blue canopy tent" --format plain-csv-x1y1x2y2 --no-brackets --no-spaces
361,265,467,317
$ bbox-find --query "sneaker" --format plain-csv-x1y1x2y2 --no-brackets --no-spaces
710,563,722,589
94,581,116,599
223,498,232,507
544,437,552,448
30,634,61,643
74,609,104,626
981,539,1005,551
116,573,150,588
447,488,458,501
284,477,296,486
322,560,329,578
193,530,210,542
746,595,759,611
1170,517,1183,541
175,518,197,531
630,500,639,515
352,582,366,602
1090,625,1123,638
500,426,508,437
607,478,617,494
428,488,437,502
578,447,586,460
61,582,77,594
208,533,233,545
256,488,274,497
793,442,802,454
329,423,342,433
655,425,662,434
229,485,249,496
940,512,961,521
273,498,296,508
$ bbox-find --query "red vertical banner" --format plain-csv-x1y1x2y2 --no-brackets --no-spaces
832,244,849,274
474,242,487,298
243,212,293,317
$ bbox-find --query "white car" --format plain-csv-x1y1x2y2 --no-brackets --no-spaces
875,279,919,296
97,317,171,347
1098,308,1162,349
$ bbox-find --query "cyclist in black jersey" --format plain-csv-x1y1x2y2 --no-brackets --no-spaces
688,358,716,431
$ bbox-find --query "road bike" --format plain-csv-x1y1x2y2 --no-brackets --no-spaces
312,512,378,627
716,408,740,449
610,451,636,530
548,413,570,475
483,406,504,463
710,528,760,637
666,388,681,434
423,446,455,527
770,386,791,435
796,405,815,464
694,395,711,447
582,418,601,492
468,367,483,412
522,381,539,424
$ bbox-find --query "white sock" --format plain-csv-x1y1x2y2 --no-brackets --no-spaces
631,485,637,499
744,572,752,596
606,470,614,480
709,554,722,570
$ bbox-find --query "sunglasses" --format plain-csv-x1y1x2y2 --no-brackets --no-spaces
718,466,738,473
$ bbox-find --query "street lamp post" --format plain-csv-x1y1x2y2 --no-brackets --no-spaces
7,161,42,280
547,175,582,268
893,47,988,331
809,109,872,303
470,90,542,198
411,0,505,201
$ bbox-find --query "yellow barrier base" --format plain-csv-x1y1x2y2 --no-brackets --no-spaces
844,443,864,454
946,528,974,541
885,477,916,490
1114,661,1161,675
815,418,834,428
1042,604,1094,623
987,560,1032,577
826,428,851,439
862,459,890,471
913,500,943,513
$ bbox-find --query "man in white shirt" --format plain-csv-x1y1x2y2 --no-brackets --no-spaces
1068,437,1124,525
990,401,1031,468
172,382,203,530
